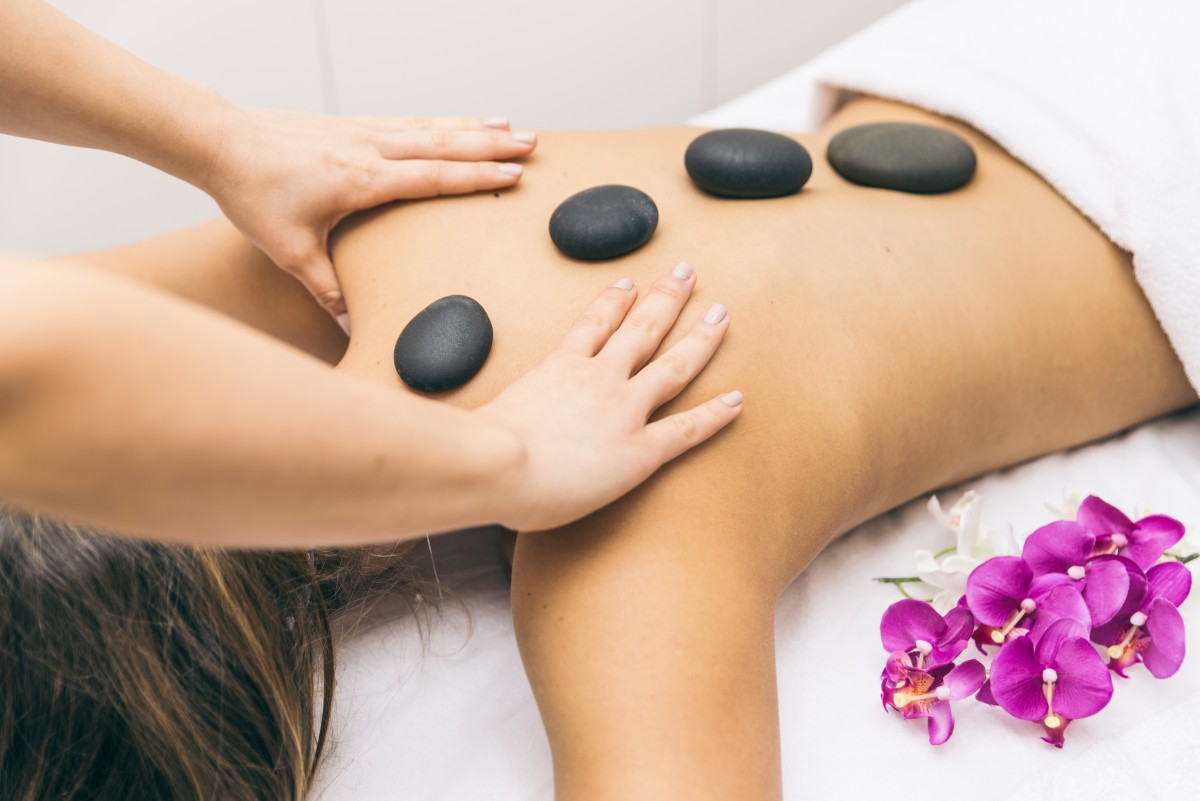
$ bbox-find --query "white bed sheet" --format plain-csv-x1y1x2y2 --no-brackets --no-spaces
315,60,1200,801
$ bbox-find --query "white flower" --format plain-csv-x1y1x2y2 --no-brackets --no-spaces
1044,489,1083,521
915,491,1018,613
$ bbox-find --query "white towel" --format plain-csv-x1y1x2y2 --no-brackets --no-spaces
693,0,1200,392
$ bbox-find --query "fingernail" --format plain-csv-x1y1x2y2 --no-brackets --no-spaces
670,261,694,280
720,390,744,408
497,163,523,176
483,116,510,129
703,303,727,324
335,313,351,336
511,130,537,145
611,276,634,290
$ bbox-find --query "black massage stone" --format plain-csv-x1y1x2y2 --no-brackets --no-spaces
548,185,659,260
826,123,976,194
393,295,493,393
684,128,813,198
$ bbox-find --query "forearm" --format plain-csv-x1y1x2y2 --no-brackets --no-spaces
0,0,230,185
0,259,525,547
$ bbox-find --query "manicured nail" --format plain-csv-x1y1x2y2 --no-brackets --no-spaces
483,116,510,129
703,303,727,325
670,261,694,280
511,130,537,145
497,163,523,176
335,313,351,336
611,276,634,290
720,390,744,407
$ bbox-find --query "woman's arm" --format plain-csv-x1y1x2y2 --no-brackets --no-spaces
0,259,523,547
0,255,739,546
0,0,535,325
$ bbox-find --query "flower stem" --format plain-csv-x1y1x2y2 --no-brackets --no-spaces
933,546,957,559
1170,552,1198,565
873,576,931,602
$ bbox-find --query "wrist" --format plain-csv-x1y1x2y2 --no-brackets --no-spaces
134,77,240,191
465,410,534,531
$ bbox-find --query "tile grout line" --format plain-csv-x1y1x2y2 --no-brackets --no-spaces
310,0,341,115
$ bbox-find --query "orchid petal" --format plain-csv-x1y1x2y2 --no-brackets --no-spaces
955,495,983,556
913,549,940,571
990,636,1050,721
1022,521,1095,576
926,495,950,526
942,659,986,700
992,525,1020,558
1040,716,1070,748
1034,617,1089,665
1048,637,1113,719
1090,558,1149,645
1081,556,1131,627
941,606,976,648
930,589,962,615
941,554,980,577
1076,496,1133,536
1125,515,1187,569
975,678,998,706
1145,561,1193,609
927,700,955,745
880,599,947,653
883,650,913,682
1029,571,1076,598
1029,584,1092,643
1143,598,1186,679
965,556,1032,626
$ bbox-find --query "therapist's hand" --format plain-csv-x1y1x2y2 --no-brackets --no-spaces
203,108,536,333
475,262,744,533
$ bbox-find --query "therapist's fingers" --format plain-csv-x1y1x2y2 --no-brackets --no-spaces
372,128,536,162
556,278,639,357
361,160,525,205
269,238,351,331
631,304,730,408
598,261,697,374
349,114,512,132
644,392,745,462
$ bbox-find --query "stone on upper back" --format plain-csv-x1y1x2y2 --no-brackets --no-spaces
549,185,659,260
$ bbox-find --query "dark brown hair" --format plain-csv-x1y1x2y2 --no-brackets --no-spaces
0,508,421,800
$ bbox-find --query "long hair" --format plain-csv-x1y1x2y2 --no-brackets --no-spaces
0,508,421,800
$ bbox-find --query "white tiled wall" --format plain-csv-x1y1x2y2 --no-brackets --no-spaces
322,0,709,129
0,0,907,255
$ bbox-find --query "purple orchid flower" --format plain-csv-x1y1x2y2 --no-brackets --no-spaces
1092,560,1191,678
964,555,1090,650
990,618,1114,748
880,599,974,670
1076,495,1186,569
881,653,986,745
1022,521,1131,626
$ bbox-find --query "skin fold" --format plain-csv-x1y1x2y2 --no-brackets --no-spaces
74,97,1195,799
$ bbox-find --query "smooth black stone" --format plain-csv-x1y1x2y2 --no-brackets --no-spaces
548,185,659,260
393,295,493,393
684,128,813,198
826,123,976,194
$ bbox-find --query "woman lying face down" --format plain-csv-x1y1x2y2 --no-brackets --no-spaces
1,97,1194,800
330,96,1195,799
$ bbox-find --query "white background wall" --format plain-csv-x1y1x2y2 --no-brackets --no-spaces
0,0,907,254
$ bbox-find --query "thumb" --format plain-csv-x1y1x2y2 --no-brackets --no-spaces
279,244,351,335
